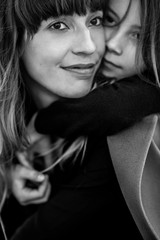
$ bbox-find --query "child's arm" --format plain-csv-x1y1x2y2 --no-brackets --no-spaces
35,75,160,138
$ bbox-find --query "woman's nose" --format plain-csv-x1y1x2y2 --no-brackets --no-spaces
73,29,96,55
106,31,123,55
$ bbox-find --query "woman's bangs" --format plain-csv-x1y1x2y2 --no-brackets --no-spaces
49,0,107,15
34,0,106,16
15,0,106,33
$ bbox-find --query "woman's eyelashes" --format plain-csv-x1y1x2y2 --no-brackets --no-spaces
49,21,69,31
89,16,103,27
49,17,103,31
45,14,103,32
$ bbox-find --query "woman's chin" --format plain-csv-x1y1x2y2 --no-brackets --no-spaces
61,85,92,98
64,90,90,98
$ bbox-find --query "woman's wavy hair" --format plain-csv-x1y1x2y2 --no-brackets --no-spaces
0,0,27,166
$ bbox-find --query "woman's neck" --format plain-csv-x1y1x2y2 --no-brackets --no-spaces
30,83,58,109
23,73,58,110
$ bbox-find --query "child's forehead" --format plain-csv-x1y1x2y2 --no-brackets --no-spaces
108,0,141,25
108,0,131,17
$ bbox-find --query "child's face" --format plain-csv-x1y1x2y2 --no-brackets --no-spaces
102,0,145,80
22,10,105,108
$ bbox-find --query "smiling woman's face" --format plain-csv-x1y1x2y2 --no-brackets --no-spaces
22,10,105,107
102,0,145,80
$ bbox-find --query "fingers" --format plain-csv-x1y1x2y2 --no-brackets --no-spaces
22,179,51,205
9,116,52,206
10,164,50,205
15,151,32,168
11,163,45,183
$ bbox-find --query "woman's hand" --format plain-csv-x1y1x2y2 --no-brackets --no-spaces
9,114,52,206
9,151,51,206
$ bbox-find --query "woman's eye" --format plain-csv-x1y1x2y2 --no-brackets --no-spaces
90,17,103,26
50,22,68,30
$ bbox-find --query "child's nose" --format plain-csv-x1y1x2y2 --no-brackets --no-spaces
106,32,123,55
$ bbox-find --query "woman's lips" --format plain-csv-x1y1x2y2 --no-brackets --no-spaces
61,63,97,75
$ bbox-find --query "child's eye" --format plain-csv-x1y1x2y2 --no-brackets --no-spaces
49,22,69,30
104,14,116,27
90,16,103,26
130,32,140,40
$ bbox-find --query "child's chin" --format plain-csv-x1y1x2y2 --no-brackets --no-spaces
101,69,117,79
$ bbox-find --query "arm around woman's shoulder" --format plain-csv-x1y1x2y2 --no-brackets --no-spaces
34,75,160,137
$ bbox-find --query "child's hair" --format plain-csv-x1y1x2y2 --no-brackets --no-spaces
136,0,160,86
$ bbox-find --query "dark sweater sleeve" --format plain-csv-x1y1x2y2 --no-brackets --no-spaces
35,76,160,138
